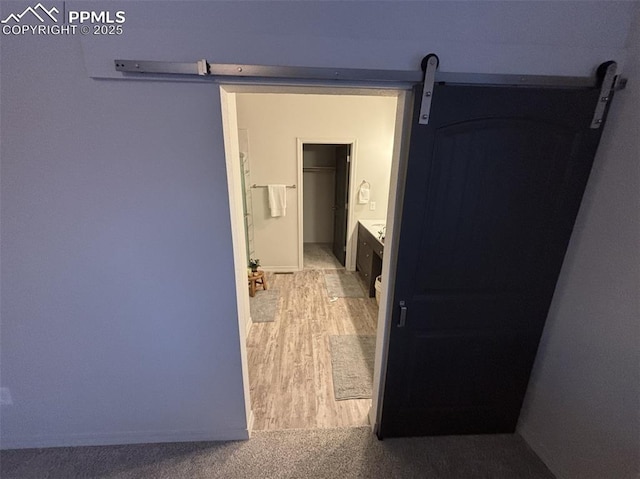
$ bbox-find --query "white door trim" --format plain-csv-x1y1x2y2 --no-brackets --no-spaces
219,86,254,434
218,83,408,438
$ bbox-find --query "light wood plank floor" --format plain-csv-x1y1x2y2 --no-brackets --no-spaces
247,259,379,431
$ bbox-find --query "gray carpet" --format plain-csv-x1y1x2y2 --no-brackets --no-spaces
330,335,376,400
250,289,280,323
0,427,554,479
324,271,366,298
303,243,343,270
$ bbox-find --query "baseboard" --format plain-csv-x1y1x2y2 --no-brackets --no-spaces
247,409,255,437
261,266,300,273
0,426,250,450
517,423,565,479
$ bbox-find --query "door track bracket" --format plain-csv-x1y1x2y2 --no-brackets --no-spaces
590,61,617,129
419,54,439,125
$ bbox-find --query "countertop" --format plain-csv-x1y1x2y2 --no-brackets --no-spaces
359,219,386,243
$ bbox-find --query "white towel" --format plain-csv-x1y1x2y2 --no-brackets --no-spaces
358,184,370,204
268,184,287,217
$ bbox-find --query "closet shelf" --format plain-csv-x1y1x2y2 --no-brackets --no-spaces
303,166,336,172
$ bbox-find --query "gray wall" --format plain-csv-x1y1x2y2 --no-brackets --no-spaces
0,22,248,446
1,2,637,467
303,146,337,244
518,10,640,479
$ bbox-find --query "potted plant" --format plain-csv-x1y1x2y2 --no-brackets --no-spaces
249,258,261,274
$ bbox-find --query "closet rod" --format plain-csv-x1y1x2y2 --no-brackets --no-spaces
251,184,296,189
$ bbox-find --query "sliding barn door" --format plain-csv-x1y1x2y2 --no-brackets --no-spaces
379,81,609,437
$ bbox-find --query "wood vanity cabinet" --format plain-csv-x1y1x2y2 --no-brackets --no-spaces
356,223,383,297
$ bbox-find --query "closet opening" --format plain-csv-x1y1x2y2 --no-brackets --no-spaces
301,143,351,270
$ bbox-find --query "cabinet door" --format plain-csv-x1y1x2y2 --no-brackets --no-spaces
356,225,374,292
356,226,372,271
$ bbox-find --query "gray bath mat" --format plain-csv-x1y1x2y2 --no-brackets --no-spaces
250,289,280,323
329,335,376,400
323,272,366,298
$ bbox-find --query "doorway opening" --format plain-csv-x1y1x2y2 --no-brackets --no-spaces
301,143,351,270
220,86,409,434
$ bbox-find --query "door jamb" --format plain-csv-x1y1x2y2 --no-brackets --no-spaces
219,87,254,437
369,89,413,434
297,139,358,271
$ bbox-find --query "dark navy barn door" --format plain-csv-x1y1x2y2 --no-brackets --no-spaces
379,82,607,437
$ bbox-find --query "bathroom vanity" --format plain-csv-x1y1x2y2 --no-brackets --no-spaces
356,220,385,297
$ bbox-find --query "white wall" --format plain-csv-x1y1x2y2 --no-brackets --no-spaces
1,0,637,452
518,10,640,479
236,93,397,270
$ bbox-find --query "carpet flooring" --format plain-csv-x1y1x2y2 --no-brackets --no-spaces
0,427,554,479
303,243,343,270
